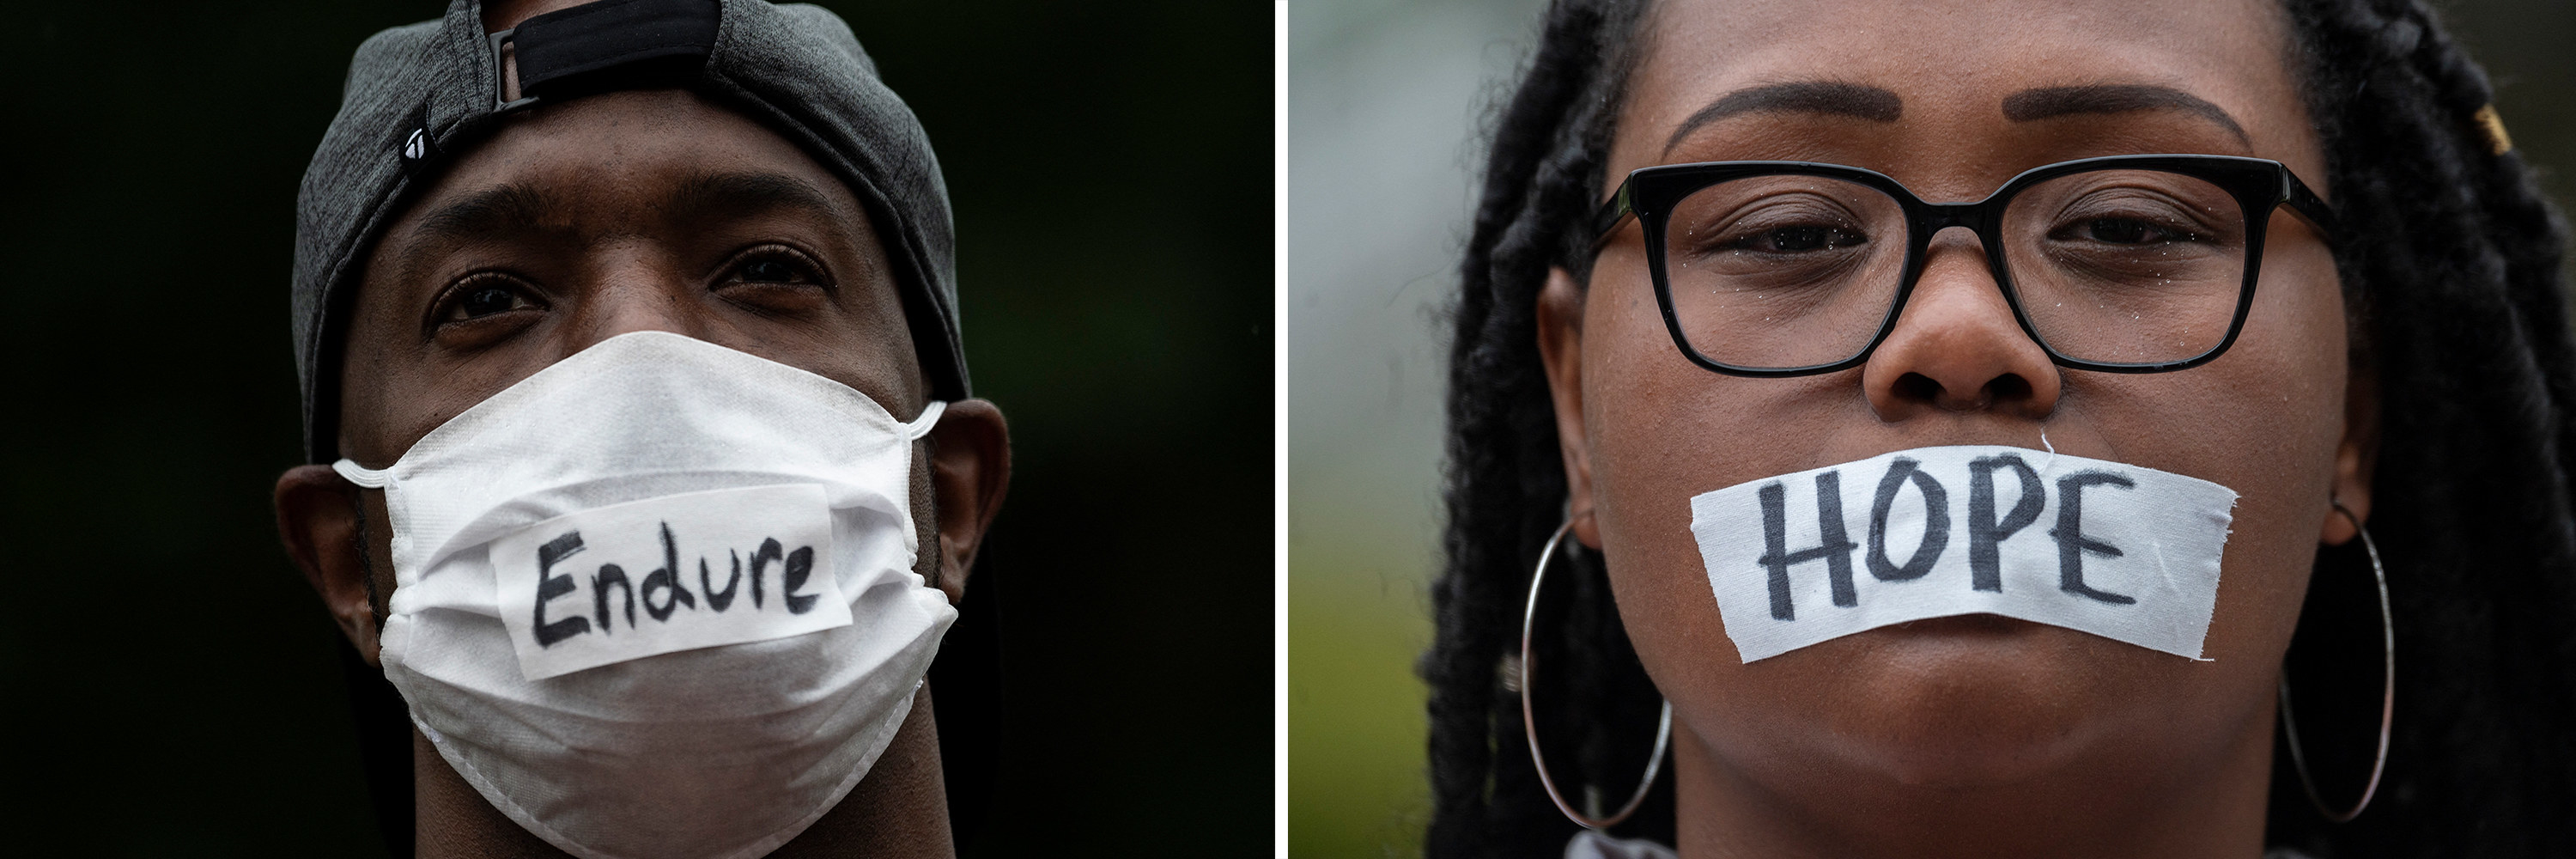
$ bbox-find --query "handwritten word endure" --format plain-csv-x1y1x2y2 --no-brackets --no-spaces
491,484,854,679
531,524,823,647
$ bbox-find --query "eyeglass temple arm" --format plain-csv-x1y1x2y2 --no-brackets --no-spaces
1589,181,1637,252
2281,170,2339,236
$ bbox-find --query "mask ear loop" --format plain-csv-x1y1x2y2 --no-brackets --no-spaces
333,459,395,489
906,401,949,441
902,401,951,588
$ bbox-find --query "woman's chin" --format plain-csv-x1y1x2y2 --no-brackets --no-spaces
1723,615,2195,791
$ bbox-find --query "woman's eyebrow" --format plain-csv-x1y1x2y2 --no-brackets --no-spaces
1663,81,1903,155
2000,84,2251,146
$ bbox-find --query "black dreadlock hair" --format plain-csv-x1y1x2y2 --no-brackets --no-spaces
1425,0,2576,856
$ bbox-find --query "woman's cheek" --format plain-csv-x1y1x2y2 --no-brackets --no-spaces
2149,246,2348,668
1578,295,1815,716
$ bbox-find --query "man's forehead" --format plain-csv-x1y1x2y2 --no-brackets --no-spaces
412,171,857,244
375,90,876,265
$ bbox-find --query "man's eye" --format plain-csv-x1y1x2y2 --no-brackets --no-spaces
459,286,520,318
712,247,831,316
437,277,540,326
739,258,801,283
720,247,828,290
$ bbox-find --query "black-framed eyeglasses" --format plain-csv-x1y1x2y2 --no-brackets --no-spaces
1589,154,2336,375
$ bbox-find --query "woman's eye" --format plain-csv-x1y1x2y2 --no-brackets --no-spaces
2051,207,2208,247
1728,225,1867,253
2081,217,2165,245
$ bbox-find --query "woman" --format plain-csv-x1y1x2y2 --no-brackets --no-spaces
1425,0,2576,856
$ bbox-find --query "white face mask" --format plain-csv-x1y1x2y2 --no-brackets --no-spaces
334,331,955,859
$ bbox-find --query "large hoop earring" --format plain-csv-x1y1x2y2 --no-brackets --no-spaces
1520,518,1674,830
2278,501,2394,823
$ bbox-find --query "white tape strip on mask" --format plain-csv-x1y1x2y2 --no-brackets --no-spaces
1686,445,2237,662
490,484,854,680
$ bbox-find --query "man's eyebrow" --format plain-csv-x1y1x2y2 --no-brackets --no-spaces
1664,81,1903,155
404,173,853,255
2001,84,2251,146
415,181,550,242
669,171,853,227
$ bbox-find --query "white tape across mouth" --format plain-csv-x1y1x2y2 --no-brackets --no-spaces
1686,445,2238,662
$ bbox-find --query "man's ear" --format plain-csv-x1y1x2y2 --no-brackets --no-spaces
1534,266,1600,548
2323,361,2380,545
276,465,382,665
925,399,1010,605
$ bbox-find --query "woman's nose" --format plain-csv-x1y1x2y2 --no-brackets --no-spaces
1861,229,2063,421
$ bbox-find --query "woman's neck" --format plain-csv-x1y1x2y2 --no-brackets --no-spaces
412,688,957,858
1668,704,2276,859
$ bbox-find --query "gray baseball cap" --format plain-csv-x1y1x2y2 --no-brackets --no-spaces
293,0,967,462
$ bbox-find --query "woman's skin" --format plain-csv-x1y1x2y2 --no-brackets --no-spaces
269,4,1009,856
1536,1,2373,856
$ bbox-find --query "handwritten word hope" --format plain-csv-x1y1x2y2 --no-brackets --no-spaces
1755,454,2134,620
1686,446,2237,662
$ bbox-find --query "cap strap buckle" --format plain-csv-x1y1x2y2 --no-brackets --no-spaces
483,0,722,115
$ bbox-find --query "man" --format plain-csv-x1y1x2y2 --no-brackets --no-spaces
270,1,1008,856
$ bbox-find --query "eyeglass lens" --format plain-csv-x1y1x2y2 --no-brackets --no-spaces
1661,169,2250,369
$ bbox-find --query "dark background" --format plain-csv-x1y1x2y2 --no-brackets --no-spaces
0,2,1270,856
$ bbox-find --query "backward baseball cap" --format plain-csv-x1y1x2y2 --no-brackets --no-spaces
293,0,967,463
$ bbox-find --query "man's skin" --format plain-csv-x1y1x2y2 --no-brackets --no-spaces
272,3,1009,856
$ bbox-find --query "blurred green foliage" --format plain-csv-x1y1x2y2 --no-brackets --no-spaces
1288,1,1538,856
